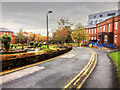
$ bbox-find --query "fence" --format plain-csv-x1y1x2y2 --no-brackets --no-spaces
87,42,116,48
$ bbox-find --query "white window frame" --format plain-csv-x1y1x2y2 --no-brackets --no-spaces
103,26,105,32
94,36,96,40
108,24,110,32
115,22,118,30
89,29,90,34
92,29,93,34
94,28,96,33
104,35,107,43
91,37,93,40
115,35,117,44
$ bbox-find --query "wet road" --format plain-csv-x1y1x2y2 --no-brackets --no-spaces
82,48,119,88
1,47,91,88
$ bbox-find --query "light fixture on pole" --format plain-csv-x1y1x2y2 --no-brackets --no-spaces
46,10,53,49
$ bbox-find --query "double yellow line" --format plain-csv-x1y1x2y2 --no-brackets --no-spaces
64,48,97,89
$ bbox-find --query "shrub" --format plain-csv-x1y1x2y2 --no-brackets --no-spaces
37,43,42,48
1,46,72,71
30,41,34,47
34,42,39,47
1,34,11,51
42,49,53,53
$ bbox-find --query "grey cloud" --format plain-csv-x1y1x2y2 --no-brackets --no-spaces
2,2,118,36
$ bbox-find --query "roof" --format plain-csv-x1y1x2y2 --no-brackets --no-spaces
23,32,29,34
85,24,96,29
0,27,13,32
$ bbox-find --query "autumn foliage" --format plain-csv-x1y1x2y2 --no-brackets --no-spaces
55,28,68,46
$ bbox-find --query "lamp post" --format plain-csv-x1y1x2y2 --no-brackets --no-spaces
46,11,53,49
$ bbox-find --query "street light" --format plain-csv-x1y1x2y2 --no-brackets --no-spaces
46,10,53,49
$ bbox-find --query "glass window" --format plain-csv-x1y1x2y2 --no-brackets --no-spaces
100,27,102,32
91,37,93,40
115,35,117,44
94,36,96,40
103,26,105,32
95,28,96,33
10,33,11,36
100,14,102,17
108,24,110,32
115,22,118,30
104,35,107,43
92,29,93,34
89,29,90,34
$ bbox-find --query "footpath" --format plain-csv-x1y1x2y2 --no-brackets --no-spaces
82,48,119,88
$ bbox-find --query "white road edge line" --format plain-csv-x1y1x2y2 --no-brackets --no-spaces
0,66,45,85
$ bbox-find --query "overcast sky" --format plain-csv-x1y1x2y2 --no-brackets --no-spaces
1,2,118,36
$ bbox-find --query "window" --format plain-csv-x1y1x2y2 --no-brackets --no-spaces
103,26,105,32
100,27,102,32
91,37,93,40
92,29,93,34
108,24,110,32
104,35,107,43
95,20,97,24
97,27,99,32
1,32,2,35
100,14,102,17
89,29,90,34
115,22,118,30
99,19,102,22
95,28,96,33
10,33,11,36
94,36,96,40
91,21,92,24
107,13,115,16
86,30,88,33
115,35,117,44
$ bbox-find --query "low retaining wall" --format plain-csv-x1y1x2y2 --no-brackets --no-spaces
1,47,72,72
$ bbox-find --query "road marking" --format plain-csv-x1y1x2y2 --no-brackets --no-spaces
64,47,97,89
0,66,45,84
61,54,75,58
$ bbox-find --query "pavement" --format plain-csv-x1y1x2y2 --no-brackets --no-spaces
82,48,119,88
1,47,92,88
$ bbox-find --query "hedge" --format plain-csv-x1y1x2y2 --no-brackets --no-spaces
1,46,72,72
1,50,27,55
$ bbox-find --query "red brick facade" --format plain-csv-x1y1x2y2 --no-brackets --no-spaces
0,29,15,44
84,15,120,48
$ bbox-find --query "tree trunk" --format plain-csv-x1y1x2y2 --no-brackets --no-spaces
61,41,63,48
78,40,80,47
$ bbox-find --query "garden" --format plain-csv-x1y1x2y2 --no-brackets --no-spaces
0,18,89,72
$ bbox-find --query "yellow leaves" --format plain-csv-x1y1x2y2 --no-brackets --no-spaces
34,34,42,42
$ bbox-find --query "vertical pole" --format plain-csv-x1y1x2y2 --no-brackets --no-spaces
46,14,49,49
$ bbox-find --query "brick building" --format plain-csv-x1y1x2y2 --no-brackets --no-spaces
84,15,120,48
0,27,15,44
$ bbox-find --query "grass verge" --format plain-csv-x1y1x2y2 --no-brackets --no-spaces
109,51,120,86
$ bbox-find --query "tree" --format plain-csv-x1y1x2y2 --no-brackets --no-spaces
71,23,89,46
55,28,68,47
15,28,26,44
1,33,11,51
29,32,35,41
58,17,73,29
34,34,42,42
